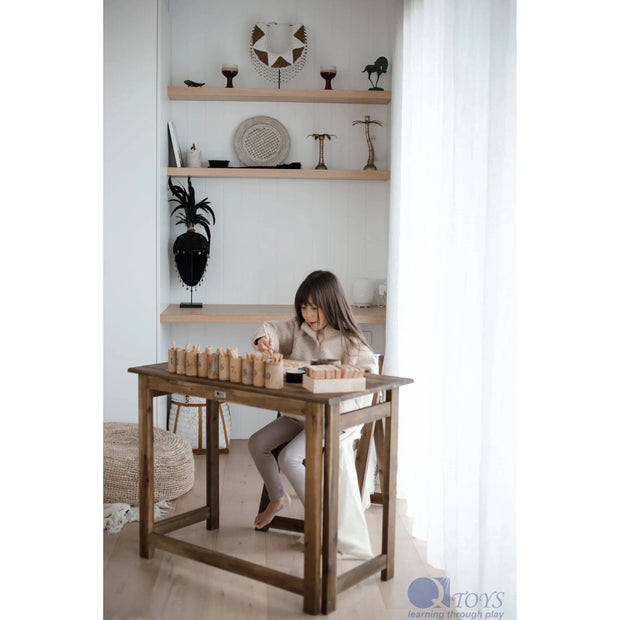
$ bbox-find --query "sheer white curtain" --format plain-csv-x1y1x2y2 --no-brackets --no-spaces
385,0,516,605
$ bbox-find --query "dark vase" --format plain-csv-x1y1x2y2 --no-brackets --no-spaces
173,230,210,287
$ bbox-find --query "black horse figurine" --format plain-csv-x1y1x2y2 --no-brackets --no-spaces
362,56,389,91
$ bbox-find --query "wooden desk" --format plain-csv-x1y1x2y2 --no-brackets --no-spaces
128,363,412,615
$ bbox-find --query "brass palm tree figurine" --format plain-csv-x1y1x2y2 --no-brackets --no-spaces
307,133,337,170
352,115,383,170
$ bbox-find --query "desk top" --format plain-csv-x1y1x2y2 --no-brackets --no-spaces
128,362,412,405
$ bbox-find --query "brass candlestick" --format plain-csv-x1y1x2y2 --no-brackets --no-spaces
352,115,383,170
307,133,337,170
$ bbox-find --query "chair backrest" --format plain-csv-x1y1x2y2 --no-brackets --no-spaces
371,354,385,405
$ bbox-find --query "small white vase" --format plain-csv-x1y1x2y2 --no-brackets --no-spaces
187,149,201,168
352,278,375,306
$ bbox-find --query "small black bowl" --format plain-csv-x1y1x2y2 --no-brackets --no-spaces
209,160,230,168
286,369,306,384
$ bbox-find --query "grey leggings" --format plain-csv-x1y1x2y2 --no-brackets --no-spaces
248,415,306,505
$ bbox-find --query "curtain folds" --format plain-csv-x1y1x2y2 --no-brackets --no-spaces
386,0,515,606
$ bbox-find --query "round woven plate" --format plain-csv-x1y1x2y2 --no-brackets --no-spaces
234,115,290,166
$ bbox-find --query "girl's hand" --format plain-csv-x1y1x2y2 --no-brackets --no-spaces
256,336,274,355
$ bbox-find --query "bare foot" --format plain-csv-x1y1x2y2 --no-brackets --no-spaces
254,493,291,529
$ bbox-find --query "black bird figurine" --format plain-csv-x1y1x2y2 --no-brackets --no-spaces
184,79,205,87
361,56,388,91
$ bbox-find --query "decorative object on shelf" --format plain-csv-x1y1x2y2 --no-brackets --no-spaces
167,121,183,167
234,115,290,167
352,115,383,170
221,64,238,88
187,143,202,168
362,56,389,91
241,162,301,169
377,281,387,307
352,278,375,307
184,79,205,87
320,65,337,90
168,177,216,308
307,133,336,170
208,159,230,168
250,22,307,88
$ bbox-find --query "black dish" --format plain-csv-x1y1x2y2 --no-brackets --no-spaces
285,369,306,384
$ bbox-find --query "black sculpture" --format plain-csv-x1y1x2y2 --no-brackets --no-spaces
362,56,389,91
168,177,216,308
184,79,205,87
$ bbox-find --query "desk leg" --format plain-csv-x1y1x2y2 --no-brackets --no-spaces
382,387,399,580
138,375,154,558
322,403,340,614
303,403,323,615
206,399,220,530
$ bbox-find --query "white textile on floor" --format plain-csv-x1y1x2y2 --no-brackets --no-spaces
103,501,173,534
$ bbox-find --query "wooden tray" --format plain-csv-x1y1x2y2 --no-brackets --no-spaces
302,375,366,394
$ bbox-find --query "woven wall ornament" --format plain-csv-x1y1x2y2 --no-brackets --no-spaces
250,22,308,87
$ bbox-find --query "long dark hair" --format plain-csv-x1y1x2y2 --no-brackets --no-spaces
294,270,370,351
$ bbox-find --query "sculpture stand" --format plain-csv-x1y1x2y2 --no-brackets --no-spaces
180,287,202,308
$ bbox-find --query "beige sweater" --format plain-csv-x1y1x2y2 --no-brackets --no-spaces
251,317,378,415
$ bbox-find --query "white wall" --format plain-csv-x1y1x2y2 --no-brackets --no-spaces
104,0,159,423
169,0,396,92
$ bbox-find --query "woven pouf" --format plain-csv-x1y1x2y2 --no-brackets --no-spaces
104,422,195,505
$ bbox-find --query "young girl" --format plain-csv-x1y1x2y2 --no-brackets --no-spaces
248,270,378,534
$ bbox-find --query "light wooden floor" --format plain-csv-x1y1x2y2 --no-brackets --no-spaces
103,440,445,620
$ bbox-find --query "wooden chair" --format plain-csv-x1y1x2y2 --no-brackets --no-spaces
256,355,385,531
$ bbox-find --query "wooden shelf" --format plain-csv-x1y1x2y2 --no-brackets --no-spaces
161,304,386,324
168,86,391,105
167,167,389,180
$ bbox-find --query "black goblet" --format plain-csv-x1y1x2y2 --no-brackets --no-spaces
320,65,337,90
222,64,238,88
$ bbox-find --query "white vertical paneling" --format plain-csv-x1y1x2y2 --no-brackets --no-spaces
167,180,390,305
169,0,397,90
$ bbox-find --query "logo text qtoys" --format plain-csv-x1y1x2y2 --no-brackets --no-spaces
407,578,505,618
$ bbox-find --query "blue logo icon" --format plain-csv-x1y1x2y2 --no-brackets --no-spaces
407,577,451,609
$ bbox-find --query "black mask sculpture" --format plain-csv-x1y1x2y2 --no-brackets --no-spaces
168,177,216,307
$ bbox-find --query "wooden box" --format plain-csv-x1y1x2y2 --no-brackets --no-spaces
302,375,366,393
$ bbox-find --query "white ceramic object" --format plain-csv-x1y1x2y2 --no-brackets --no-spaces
187,149,201,167
352,278,375,306
377,282,387,306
